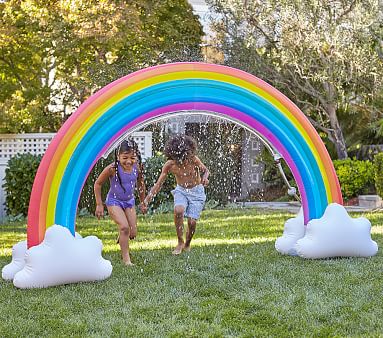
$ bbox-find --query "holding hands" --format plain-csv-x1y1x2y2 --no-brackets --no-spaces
139,202,148,214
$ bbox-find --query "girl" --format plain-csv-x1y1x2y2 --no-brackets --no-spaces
94,139,147,266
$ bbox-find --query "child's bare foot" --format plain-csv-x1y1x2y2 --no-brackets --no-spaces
172,243,184,255
183,245,191,252
122,255,133,266
123,258,134,266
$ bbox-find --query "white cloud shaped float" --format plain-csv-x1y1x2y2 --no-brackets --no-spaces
2,240,27,280
275,208,305,256
276,203,378,259
2,225,112,288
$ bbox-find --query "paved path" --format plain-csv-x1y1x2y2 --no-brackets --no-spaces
237,202,379,214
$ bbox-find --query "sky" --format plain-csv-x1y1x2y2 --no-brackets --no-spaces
188,0,209,15
188,0,210,35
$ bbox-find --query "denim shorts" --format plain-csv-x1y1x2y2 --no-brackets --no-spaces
105,196,135,209
171,184,206,220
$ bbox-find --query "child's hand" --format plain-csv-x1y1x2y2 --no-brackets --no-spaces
144,196,151,206
95,204,104,219
139,202,148,214
202,177,209,186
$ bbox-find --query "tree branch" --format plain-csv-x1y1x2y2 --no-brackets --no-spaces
286,68,329,107
307,115,335,143
336,1,357,23
0,56,27,90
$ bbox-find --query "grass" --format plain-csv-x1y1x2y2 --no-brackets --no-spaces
1,208,383,337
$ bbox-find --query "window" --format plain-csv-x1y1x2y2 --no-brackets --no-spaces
251,140,260,151
170,122,180,133
251,159,260,167
251,173,259,183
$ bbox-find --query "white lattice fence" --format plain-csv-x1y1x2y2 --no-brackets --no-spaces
0,132,152,222
0,133,56,165
0,133,56,222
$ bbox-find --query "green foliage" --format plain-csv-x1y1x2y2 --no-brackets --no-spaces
374,152,383,197
208,0,383,159
260,150,293,189
3,153,42,216
0,0,203,133
333,158,375,200
78,155,113,215
255,148,295,201
3,152,116,217
144,152,175,210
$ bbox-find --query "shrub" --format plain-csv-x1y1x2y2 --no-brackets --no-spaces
374,152,383,197
78,155,112,215
3,153,42,216
333,158,375,200
251,148,295,201
143,152,175,210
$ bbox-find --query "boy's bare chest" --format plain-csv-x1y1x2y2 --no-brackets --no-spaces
170,163,199,178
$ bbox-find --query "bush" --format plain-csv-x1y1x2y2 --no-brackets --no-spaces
143,152,175,210
3,153,42,216
333,158,375,200
374,152,383,197
251,148,295,201
78,155,112,215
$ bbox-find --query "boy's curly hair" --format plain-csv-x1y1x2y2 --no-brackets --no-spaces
164,134,197,163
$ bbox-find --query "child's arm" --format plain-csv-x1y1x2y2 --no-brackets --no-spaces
195,156,210,186
137,163,147,214
94,164,113,219
144,161,172,206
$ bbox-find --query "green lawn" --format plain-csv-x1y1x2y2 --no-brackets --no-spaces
1,209,383,337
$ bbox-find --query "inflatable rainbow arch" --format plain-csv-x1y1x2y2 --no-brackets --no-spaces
27,62,342,248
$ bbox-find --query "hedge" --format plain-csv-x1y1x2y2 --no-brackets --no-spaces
374,152,383,197
3,153,42,216
333,158,375,200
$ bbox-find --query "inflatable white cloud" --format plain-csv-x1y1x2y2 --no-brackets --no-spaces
295,203,378,259
275,208,305,256
2,240,27,280
2,224,112,288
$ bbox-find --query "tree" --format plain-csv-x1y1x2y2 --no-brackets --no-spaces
206,0,383,159
0,1,61,132
0,0,204,133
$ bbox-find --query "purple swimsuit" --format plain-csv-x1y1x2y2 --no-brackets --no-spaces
105,163,138,209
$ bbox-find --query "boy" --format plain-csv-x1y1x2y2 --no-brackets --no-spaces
144,134,209,254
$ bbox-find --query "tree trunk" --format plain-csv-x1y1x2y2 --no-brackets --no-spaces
327,103,348,159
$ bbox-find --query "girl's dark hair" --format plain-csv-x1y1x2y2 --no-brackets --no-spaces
164,134,197,163
113,138,142,193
